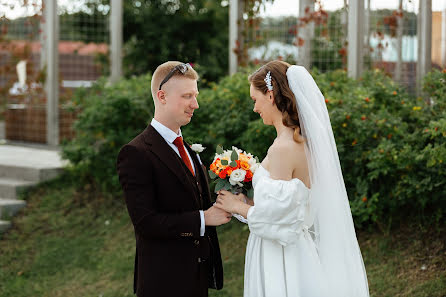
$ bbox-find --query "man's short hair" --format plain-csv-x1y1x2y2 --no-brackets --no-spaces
151,61,199,99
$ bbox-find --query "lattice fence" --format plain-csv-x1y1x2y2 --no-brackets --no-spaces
243,0,440,93
0,0,109,143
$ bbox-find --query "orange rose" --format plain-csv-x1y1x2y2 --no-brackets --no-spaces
218,170,227,179
226,167,233,175
240,161,250,171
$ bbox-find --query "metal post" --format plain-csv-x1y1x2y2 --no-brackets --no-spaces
395,0,403,82
110,0,123,83
298,0,314,69
416,0,432,95
45,0,59,146
229,0,239,75
365,0,370,53
347,0,365,79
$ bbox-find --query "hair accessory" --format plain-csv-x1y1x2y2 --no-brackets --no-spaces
264,71,273,91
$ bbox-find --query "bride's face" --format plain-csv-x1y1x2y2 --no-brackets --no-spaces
250,84,275,125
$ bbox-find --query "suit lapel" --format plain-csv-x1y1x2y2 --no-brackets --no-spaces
142,126,196,198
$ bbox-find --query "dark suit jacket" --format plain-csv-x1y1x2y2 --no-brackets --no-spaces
117,125,223,297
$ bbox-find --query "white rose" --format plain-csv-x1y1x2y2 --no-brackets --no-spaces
191,143,205,153
223,150,232,160
229,169,246,187
248,158,259,173
232,146,243,155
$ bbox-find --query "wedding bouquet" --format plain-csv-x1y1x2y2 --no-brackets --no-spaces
208,145,260,199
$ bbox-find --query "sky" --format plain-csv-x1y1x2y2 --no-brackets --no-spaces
261,0,445,17
1,0,445,19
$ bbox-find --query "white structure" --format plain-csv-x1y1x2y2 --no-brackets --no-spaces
110,0,123,83
44,0,59,146
417,0,432,94
347,0,365,79
41,0,123,145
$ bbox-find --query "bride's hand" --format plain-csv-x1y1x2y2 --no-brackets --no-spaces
215,190,243,214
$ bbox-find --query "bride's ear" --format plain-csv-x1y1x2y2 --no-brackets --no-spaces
268,91,275,105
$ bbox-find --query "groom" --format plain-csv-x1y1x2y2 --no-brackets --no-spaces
117,61,231,297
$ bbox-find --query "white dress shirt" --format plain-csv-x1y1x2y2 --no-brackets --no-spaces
151,118,205,236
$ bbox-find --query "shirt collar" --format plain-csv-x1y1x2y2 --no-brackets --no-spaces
151,118,183,144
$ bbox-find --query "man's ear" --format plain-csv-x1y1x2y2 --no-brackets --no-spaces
156,90,166,104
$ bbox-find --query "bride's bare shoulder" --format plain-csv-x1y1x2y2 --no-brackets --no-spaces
266,140,301,180
269,138,304,155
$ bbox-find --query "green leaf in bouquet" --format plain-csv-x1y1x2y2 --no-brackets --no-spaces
247,187,254,198
223,181,232,190
231,150,238,161
255,156,260,164
221,159,228,165
216,145,224,154
230,161,237,167
208,170,217,179
215,178,226,192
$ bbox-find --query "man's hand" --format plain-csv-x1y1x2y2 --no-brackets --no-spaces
204,205,232,226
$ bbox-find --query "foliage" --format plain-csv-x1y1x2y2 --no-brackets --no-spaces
310,9,345,72
61,74,154,193
62,67,445,230
123,0,229,84
314,68,446,228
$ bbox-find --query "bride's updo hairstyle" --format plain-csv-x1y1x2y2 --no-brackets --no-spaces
249,60,304,143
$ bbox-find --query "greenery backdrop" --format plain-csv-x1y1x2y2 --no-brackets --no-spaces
62,67,446,231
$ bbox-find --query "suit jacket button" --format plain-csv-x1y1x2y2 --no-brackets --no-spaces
198,257,202,263
194,240,200,246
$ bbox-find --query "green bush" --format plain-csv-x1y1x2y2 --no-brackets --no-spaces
61,74,154,193
62,68,445,230
314,68,445,228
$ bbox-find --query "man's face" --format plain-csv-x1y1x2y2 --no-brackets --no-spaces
161,77,199,129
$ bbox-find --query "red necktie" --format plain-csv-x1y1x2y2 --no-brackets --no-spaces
173,137,195,176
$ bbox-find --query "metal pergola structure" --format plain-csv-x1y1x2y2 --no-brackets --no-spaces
41,0,441,146
228,0,436,84
41,0,123,146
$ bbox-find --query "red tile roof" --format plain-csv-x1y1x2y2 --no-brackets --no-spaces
0,40,108,55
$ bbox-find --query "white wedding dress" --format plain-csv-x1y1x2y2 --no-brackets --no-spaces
244,165,328,297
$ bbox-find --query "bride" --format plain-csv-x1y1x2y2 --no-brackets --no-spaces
215,61,370,297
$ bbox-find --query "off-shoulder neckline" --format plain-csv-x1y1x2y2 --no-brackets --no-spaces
258,165,311,191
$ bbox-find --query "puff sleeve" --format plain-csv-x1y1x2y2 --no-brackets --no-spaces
247,176,309,246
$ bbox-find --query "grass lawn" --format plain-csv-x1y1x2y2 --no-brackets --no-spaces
0,176,445,297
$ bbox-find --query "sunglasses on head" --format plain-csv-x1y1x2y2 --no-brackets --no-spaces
158,63,191,90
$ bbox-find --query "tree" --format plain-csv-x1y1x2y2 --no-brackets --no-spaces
123,0,229,84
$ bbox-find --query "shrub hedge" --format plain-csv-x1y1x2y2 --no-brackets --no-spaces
62,68,446,229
